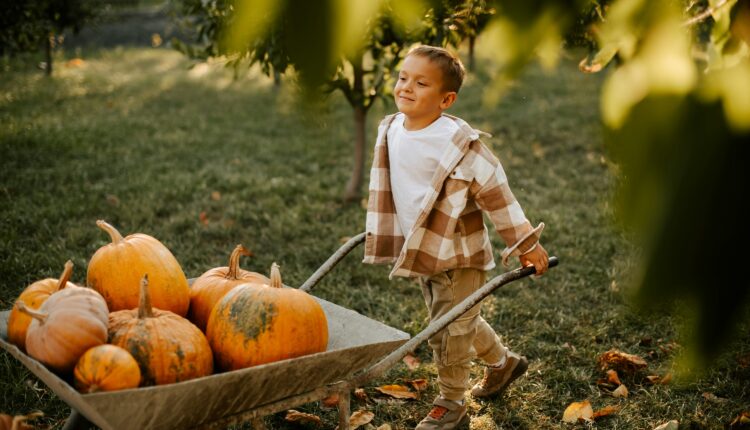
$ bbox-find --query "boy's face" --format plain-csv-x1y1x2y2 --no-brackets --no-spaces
394,54,456,124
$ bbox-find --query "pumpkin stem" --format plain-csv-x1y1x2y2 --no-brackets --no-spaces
227,244,253,280
137,275,154,319
14,300,48,324
56,260,74,291
96,220,124,244
269,263,283,288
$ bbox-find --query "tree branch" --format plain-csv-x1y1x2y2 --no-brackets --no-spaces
683,0,732,27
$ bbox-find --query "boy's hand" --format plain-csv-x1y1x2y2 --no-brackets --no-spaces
519,244,549,276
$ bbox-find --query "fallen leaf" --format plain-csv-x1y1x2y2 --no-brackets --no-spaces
532,142,545,158
105,194,120,207
65,58,85,68
376,425,392,430
0,411,43,430
562,400,593,423
593,405,620,419
653,420,679,430
606,369,621,386
151,33,163,48
408,379,428,392
645,375,661,385
659,372,672,385
321,393,339,408
729,411,750,427
199,211,209,226
349,410,375,429
211,191,221,201
376,385,418,399
285,410,322,426
702,392,728,404
612,384,629,398
354,388,368,401
403,353,420,370
598,349,648,374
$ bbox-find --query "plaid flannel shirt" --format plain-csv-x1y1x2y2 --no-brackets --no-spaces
363,113,544,279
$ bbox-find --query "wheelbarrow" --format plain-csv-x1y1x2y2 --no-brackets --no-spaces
0,232,558,429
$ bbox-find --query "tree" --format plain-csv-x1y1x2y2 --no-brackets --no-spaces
0,0,98,76
173,0,472,202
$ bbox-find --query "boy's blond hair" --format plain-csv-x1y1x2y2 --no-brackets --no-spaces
406,45,466,93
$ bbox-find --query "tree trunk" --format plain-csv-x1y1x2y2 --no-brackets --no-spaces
45,33,53,77
343,58,367,203
468,36,476,72
343,105,367,203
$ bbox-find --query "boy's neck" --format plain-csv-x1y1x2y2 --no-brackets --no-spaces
403,112,443,131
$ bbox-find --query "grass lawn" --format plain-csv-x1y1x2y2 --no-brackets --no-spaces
1,44,748,429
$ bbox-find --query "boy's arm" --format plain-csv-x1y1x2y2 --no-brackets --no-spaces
468,142,548,273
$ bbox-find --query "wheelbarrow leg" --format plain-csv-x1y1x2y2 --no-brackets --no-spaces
62,410,92,430
338,390,351,430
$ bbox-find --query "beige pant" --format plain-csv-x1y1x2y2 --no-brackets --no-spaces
418,268,507,401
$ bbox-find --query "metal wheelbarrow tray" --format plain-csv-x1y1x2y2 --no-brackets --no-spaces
0,232,557,430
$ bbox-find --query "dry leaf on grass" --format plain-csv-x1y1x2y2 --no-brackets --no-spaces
0,411,43,430
376,425,392,430
598,349,648,374
729,411,750,427
606,369,622,385
211,191,221,201
408,379,428,391
285,410,322,426
653,420,679,430
376,385,418,399
612,384,629,398
403,353,421,370
593,405,620,419
562,400,593,423
354,388,368,401
199,211,209,226
349,410,375,429
321,393,340,408
702,392,728,404
645,373,672,385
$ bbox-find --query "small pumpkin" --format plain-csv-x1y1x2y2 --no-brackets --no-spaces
109,275,213,386
188,244,269,332
7,260,76,351
207,263,328,371
87,220,190,316
17,283,109,373
74,344,141,393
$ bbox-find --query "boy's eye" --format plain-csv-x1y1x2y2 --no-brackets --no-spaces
417,82,426,86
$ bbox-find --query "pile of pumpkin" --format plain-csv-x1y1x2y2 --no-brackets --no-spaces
6,220,328,393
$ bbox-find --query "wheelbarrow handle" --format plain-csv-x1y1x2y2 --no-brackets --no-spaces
349,256,559,388
299,232,367,292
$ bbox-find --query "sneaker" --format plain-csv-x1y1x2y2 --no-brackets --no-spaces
415,397,469,430
470,351,529,398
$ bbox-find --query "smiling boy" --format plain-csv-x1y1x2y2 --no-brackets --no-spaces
363,45,549,429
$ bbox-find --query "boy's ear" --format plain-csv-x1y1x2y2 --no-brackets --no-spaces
440,92,457,110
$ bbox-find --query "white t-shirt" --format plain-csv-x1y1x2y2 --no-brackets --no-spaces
388,114,459,236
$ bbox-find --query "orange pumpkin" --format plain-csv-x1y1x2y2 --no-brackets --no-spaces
109,275,213,386
7,260,76,351
87,220,189,316
17,284,109,373
206,263,328,371
188,244,269,332
74,344,141,393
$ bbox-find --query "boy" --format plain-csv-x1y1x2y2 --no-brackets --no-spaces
362,45,549,429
